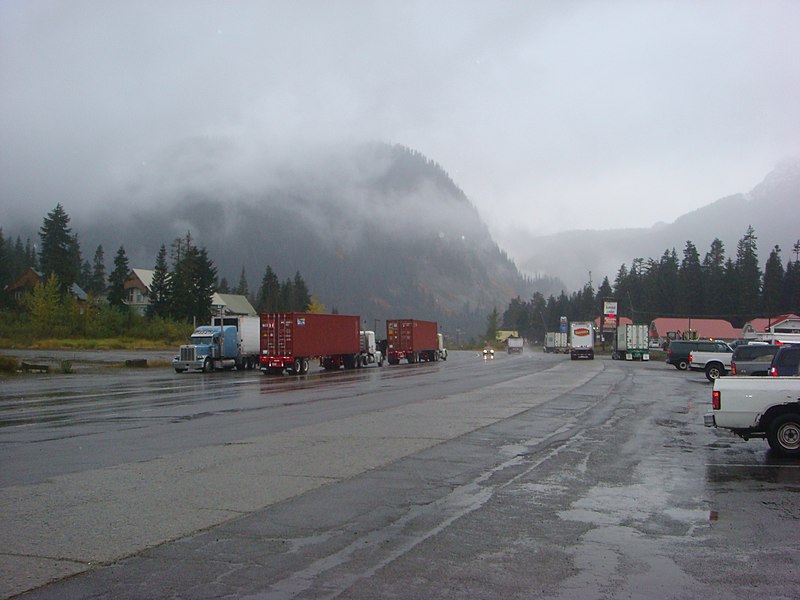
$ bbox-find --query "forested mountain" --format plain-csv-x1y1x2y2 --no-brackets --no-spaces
514,161,800,290
8,143,543,339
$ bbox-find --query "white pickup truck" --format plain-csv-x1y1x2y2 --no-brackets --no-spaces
705,374,800,456
689,345,733,382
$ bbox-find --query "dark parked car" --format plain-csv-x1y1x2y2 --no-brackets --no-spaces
666,339,730,370
730,343,780,376
768,345,800,377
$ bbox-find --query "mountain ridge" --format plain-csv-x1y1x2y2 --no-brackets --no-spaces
515,161,800,289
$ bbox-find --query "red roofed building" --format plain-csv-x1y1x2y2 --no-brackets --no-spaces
742,314,800,336
649,318,739,343
742,314,800,343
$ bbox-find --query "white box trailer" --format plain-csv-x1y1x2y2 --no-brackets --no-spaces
544,332,569,353
569,322,595,360
613,324,650,361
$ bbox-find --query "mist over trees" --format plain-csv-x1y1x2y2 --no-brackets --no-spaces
1,204,315,341
502,227,800,343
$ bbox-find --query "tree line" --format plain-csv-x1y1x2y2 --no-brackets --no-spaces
503,226,800,342
0,204,317,340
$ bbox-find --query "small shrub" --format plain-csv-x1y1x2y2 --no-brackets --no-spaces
60,360,73,374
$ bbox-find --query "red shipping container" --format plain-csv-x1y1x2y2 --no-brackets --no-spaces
260,313,360,369
386,319,439,364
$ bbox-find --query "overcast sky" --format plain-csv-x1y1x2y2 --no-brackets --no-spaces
1,1,798,257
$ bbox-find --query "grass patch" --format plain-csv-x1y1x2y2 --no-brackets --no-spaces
25,338,177,351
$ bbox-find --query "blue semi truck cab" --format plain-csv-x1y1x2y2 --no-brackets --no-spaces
174,322,259,373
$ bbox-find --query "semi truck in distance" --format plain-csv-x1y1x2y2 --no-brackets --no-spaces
612,324,650,361
544,332,569,353
173,315,261,373
386,319,445,364
507,336,524,354
260,312,382,375
569,321,595,360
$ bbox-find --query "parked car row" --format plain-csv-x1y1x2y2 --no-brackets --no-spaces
666,337,800,382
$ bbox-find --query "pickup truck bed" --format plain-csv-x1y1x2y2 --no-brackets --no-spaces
705,376,800,456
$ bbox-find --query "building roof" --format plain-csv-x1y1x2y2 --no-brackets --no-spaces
650,318,739,340
211,293,257,316
742,314,800,334
128,268,156,291
5,267,87,301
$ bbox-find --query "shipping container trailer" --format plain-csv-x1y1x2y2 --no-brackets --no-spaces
386,319,441,364
260,312,361,375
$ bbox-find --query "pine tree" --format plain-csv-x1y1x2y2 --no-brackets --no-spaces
762,245,785,315
169,240,216,323
89,245,106,295
255,266,280,312
148,244,170,318
702,238,726,317
678,241,703,317
107,246,130,308
38,204,80,289
485,307,499,343
736,226,761,318
783,260,800,314
292,271,311,311
235,266,249,297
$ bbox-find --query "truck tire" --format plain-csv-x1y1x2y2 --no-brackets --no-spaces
677,359,689,370
767,414,800,456
300,358,309,375
705,362,725,382
174,368,185,374
203,358,214,373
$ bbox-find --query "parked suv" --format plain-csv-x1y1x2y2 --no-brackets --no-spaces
768,345,800,377
730,343,780,376
666,339,730,370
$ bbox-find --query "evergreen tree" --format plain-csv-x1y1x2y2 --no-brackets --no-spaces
107,246,130,308
217,277,230,293
279,277,295,311
169,240,216,323
147,244,170,318
784,259,800,315
762,245,785,315
79,259,92,291
702,238,726,317
89,245,106,295
38,204,80,289
720,258,739,320
736,226,761,318
292,271,311,311
485,307,499,343
235,266,249,297
255,266,280,312
678,241,703,317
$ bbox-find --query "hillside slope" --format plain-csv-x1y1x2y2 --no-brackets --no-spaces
76,143,536,338
516,161,800,289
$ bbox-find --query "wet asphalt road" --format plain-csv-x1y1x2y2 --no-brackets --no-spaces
1,350,798,599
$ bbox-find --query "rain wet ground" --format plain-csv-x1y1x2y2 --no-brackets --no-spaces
2,351,798,599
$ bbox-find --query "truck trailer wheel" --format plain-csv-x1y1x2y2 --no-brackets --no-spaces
705,363,725,382
767,414,800,456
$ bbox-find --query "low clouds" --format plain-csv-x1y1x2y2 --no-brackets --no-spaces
1,1,798,258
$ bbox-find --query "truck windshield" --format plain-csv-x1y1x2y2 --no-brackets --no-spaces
191,335,214,345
